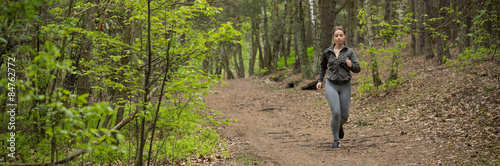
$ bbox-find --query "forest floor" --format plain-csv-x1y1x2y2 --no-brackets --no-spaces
203,54,499,165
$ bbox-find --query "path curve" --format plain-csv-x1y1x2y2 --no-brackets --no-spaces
206,78,436,165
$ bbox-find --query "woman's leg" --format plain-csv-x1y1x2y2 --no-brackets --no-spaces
338,81,351,125
325,79,341,141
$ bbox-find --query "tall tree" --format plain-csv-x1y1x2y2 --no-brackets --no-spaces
235,13,245,78
319,0,348,51
411,0,418,56
388,0,408,82
297,0,312,79
311,0,322,75
135,0,153,164
282,0,292,68
261,2,273,71
77,0,98,99
346,0,358,46
249,18,259,76
222,42,235,79
272,0,283,70
364,0,383,87
422,0,435,60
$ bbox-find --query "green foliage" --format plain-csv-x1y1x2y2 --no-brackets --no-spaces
357,75,374,95
276,47,313,70
449,6,499,66
0,0,238,164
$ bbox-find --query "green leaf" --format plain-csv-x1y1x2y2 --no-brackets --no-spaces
0,37,7,44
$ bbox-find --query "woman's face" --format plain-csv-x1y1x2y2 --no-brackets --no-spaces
333,30,346,45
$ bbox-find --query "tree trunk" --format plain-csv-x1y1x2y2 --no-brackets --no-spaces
135,0,152,165
293,28,301,74
222,42,235,79
249,19,258,76
285,0,293,68
311,0,321,75
347,0,357,46
419,0,426,56
261,5,273,71
115,7,135,128
77,0,97,100
320,0,337,50
388,0,408,82
384,0,392,24
436,30,451,64
235,16,245,78
281,0,290,68
297,0,312,79
423,0,435,60
257,28,264,71
411,0,417,56
232,43,240,77
272,0,282,70
365,0,383,87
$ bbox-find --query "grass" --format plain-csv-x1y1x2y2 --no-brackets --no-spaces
357,120,374,127
235,152,260,165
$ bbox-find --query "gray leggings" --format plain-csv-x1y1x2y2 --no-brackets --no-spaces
325,79,351,141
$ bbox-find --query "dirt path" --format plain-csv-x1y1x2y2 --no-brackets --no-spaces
205,78,441,165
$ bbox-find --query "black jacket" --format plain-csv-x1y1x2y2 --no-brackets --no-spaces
317,44,361,84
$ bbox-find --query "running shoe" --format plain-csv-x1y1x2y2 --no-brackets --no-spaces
332,140,340,149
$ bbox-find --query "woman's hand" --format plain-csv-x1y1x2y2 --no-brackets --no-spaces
346,59,352,68
316,82,322,90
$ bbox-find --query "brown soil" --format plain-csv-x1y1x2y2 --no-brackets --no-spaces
204,57,499,165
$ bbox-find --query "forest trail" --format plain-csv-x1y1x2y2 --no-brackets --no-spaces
205,77,437,165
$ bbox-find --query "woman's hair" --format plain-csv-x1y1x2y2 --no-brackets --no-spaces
331,26,346,36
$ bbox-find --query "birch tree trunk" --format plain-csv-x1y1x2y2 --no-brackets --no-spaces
311,0,322,75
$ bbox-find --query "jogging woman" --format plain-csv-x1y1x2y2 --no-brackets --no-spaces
316,26,361,149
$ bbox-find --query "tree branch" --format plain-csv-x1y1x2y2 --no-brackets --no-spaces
335,0,349,15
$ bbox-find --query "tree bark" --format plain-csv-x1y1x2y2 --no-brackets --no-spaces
222,42,235,79
388,0,408,82
365,0,383,87
261,4,273,71
77,0,98,99
320,0,336,50
384,0,392,24
293,26,301,74
235,16,245,78
297,0,312,79
423,0,435,60
249,19,258,76
311,0,321,76
419,0,426,57
272,0,282,70
411,0,417,56
281,0,290,68
285,0,293,68
319,0,348,50
135,0,153,165
347,0,357,46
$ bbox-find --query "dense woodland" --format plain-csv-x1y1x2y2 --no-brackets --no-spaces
0,0,498,165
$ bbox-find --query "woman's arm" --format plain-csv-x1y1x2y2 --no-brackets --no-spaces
317,51,328,83
349,50,361,73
